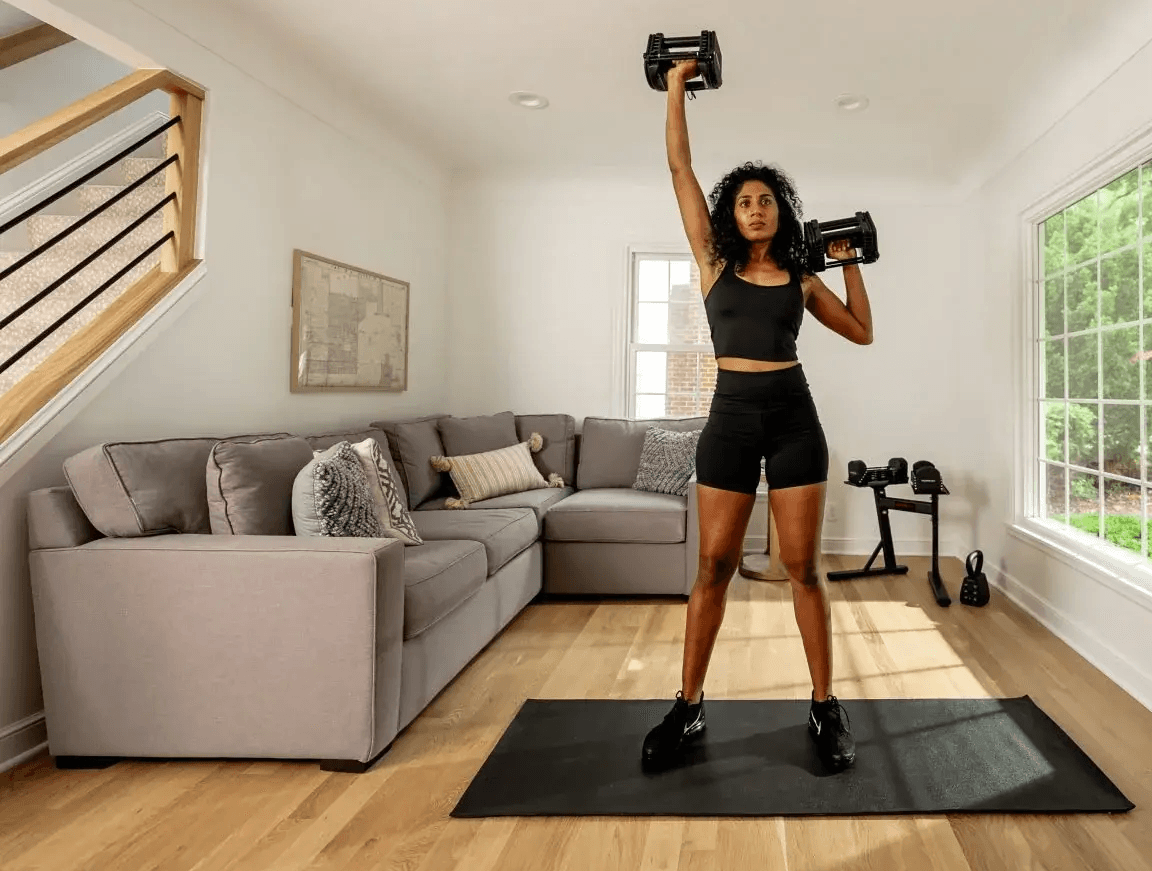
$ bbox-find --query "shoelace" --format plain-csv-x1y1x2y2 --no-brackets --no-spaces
817,696,852,735
666,692,699,725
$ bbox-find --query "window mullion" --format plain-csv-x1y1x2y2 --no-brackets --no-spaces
1098,197,1104,541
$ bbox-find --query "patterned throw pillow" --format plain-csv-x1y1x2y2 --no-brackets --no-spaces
349,438,423,545
292,442,385,538
429,432,565,509
632,426,701,497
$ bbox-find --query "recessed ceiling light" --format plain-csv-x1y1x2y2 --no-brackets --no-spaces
835,93,869,112
510,91,549,109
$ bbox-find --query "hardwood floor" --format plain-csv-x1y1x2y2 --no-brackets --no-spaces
2,553,1149,870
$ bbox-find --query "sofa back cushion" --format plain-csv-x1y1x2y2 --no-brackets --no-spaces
438,411,518,456
369,414,451,509
576,416,707,490
28,486,104,549
63,438,220,537
515,414,576,484
207,434,314,535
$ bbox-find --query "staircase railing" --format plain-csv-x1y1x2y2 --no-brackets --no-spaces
0,68,204,445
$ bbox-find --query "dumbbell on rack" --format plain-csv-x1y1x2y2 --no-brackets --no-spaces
847,457,908,488
830,457,952,607
911,460,949,496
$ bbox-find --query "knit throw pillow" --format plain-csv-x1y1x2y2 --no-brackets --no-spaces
349,438,423,544
632,426,701,497
429,432,565,509
292,442,385,537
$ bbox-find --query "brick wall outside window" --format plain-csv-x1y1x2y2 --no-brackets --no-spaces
631,255,716,417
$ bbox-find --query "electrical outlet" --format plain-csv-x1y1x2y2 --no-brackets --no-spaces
826,502,838,522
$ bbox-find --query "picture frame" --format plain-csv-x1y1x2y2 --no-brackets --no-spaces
289,249,409,393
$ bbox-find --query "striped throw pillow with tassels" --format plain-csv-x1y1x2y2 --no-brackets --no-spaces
429,432,565,508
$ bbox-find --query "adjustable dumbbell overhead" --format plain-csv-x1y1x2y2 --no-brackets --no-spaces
643,31,723,94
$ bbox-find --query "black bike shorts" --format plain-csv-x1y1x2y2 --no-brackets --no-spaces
695,364,829,494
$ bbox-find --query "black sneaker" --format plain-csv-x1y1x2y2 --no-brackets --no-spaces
808,694,856,772
642,691,706,768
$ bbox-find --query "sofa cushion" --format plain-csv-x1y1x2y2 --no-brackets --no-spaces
515,414,576,484
63,438,219,537
411,508,539,575
305,428,408,509
421,486,574,523
207,434,314,535
544,488,687,543
291,442,385,538
370,414,452,509
576,417,707,490
438,411,518,456
403,540,487,640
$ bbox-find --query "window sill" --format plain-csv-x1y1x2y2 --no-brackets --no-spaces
1008,517,1152,612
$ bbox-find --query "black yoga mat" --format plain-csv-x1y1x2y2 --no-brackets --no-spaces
451,696,1134,817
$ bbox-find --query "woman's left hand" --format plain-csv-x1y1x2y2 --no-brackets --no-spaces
827,239,856,260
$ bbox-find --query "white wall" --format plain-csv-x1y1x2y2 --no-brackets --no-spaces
977,34,1152,713
0,0,449,767
0,39,168,201
447,167,988,562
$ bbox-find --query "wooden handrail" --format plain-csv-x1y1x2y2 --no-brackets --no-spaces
0,23,74,72
0,263,201,445
0,68,204,176
0,67,206,445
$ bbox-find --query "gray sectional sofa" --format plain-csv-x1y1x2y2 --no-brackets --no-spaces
26,411,705,772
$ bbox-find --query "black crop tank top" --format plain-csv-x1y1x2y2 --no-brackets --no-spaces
703,261,805,362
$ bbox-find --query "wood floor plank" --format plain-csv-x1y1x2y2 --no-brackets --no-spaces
1,554,1148,871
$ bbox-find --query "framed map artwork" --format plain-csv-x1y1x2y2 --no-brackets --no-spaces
290,249,409,392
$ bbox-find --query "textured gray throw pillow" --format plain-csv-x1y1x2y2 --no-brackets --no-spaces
632,426,701,497
293,442,385,537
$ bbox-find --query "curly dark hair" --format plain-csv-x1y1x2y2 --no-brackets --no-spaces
707,161,809,280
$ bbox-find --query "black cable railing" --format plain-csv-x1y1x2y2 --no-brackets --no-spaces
0,191,176,331
0,116,179,236
0,231,175,377
0,117,182,380
0,152,178,284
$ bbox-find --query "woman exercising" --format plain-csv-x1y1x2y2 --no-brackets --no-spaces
642,58,874,773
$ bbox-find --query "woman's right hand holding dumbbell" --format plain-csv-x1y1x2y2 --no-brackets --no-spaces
665,59,699,87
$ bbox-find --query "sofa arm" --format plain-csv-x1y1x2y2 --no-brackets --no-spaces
28,534,405,765
685,476,700,594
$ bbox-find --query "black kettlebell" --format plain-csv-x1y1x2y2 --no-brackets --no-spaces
960,550,990,607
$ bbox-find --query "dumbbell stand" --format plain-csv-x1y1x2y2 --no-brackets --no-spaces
826,483,952,607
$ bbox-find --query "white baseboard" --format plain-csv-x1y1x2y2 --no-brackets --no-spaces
0,711,47,774
988,563,1152,714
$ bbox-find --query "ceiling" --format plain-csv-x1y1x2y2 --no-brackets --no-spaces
110,0,1152,192
0,2,39,39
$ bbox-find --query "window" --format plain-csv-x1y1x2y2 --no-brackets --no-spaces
626,252,716,417
1037,160,1152,564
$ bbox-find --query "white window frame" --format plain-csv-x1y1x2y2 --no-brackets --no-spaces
621,245,712,419
1016,122,1152,595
